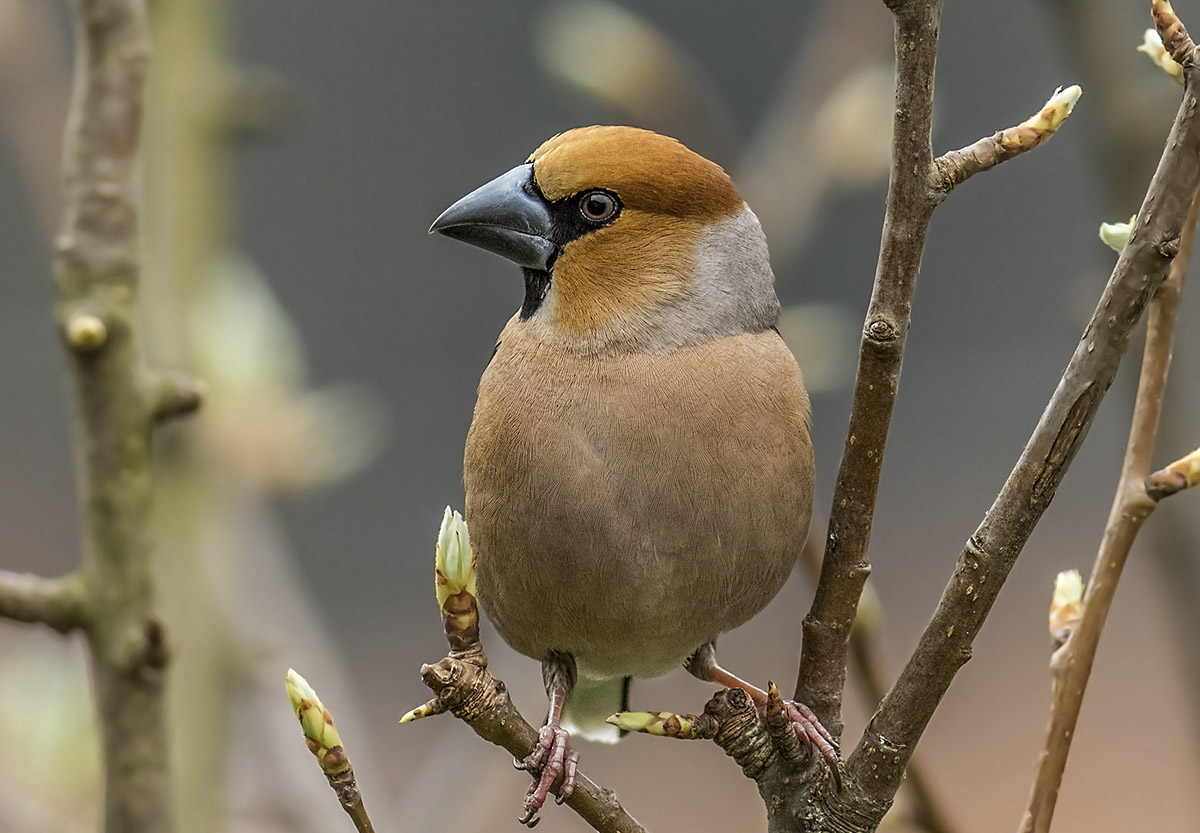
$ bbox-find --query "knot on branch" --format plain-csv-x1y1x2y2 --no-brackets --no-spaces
865,316,899,344
706,688,778,781
1155,232,1182,259
420,655,505,724
64,305,109,353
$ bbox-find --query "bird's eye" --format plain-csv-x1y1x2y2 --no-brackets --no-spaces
579,190,619,224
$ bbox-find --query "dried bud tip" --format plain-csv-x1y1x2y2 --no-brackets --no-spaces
399,698,445,724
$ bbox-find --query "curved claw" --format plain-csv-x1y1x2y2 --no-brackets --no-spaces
786,701,841,788
519,723,577,826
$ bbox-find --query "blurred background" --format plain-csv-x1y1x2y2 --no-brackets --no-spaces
1,1,1198,831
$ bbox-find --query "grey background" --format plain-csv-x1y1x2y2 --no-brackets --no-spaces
1,1,1198,831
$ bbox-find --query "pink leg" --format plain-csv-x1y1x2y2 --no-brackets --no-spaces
515,656,580,827
686,643,841,783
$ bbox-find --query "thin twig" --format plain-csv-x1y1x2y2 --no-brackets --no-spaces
845,0,1200,807
1020,189,1200,833
286,670,379,833
0,570,90,633
797,0,1079,739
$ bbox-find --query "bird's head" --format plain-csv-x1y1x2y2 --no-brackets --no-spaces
431,126,779,352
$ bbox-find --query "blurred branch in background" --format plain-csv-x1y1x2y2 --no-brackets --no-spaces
0,1,193,832
142,2,386,833
1045,0,1200,761
0,0,68,233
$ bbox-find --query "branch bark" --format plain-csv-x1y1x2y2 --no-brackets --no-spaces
0,570,90,633
797,0,1079,740
844,0,1200,810
1020,189,1198,833
55,1,175,831
1020,187,1199,833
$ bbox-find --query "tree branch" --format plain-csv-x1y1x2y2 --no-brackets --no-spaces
795,0,942,737
0,570,90,633
797,0,1078,739
417,653,648,833
54,1,176,831
1020,187,1199,833
399,510,646,833
845,0,1200,807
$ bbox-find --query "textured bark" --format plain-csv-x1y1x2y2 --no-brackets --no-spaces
845,6,1200,812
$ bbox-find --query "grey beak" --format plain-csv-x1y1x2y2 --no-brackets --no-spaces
429,163,557,271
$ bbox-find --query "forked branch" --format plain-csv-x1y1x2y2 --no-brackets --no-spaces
845,0,1200,808
797,0,1081,740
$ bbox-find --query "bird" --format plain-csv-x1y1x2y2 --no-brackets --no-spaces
430,125,832,824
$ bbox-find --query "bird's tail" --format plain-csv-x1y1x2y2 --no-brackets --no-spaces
561,676,631,744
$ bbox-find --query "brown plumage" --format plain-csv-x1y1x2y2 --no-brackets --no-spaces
431,126,819,824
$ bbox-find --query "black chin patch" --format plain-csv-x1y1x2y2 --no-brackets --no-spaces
520,268,552,320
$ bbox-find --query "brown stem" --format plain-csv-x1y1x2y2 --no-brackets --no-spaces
326,765,378,833
798,531,958,833
797,0,1077,739
845,1,1200,808
1019,189,1199,833
796,0,942,738
419,655,647,833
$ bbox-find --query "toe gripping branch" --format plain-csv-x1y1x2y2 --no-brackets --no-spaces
401,511,644,832
611,682,840,790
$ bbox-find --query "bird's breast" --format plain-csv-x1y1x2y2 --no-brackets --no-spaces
464,319,814,679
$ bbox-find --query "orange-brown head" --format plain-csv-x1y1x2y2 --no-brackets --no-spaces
431,126,780,352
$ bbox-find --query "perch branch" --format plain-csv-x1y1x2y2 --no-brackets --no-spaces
1019,188,1198,833
0,570,90,633
797,0,1079,738
845,0,1200,808
402,509,646,832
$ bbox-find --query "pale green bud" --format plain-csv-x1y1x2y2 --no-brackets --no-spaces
286,668,343,759
1099,215,1136,253
435,506,476,607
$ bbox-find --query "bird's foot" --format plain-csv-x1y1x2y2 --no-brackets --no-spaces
779,699,840,785
514,722,578,827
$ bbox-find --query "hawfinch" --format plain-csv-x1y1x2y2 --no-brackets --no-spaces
431,126,827,822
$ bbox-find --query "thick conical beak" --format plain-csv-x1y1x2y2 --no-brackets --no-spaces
429,163,556,271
